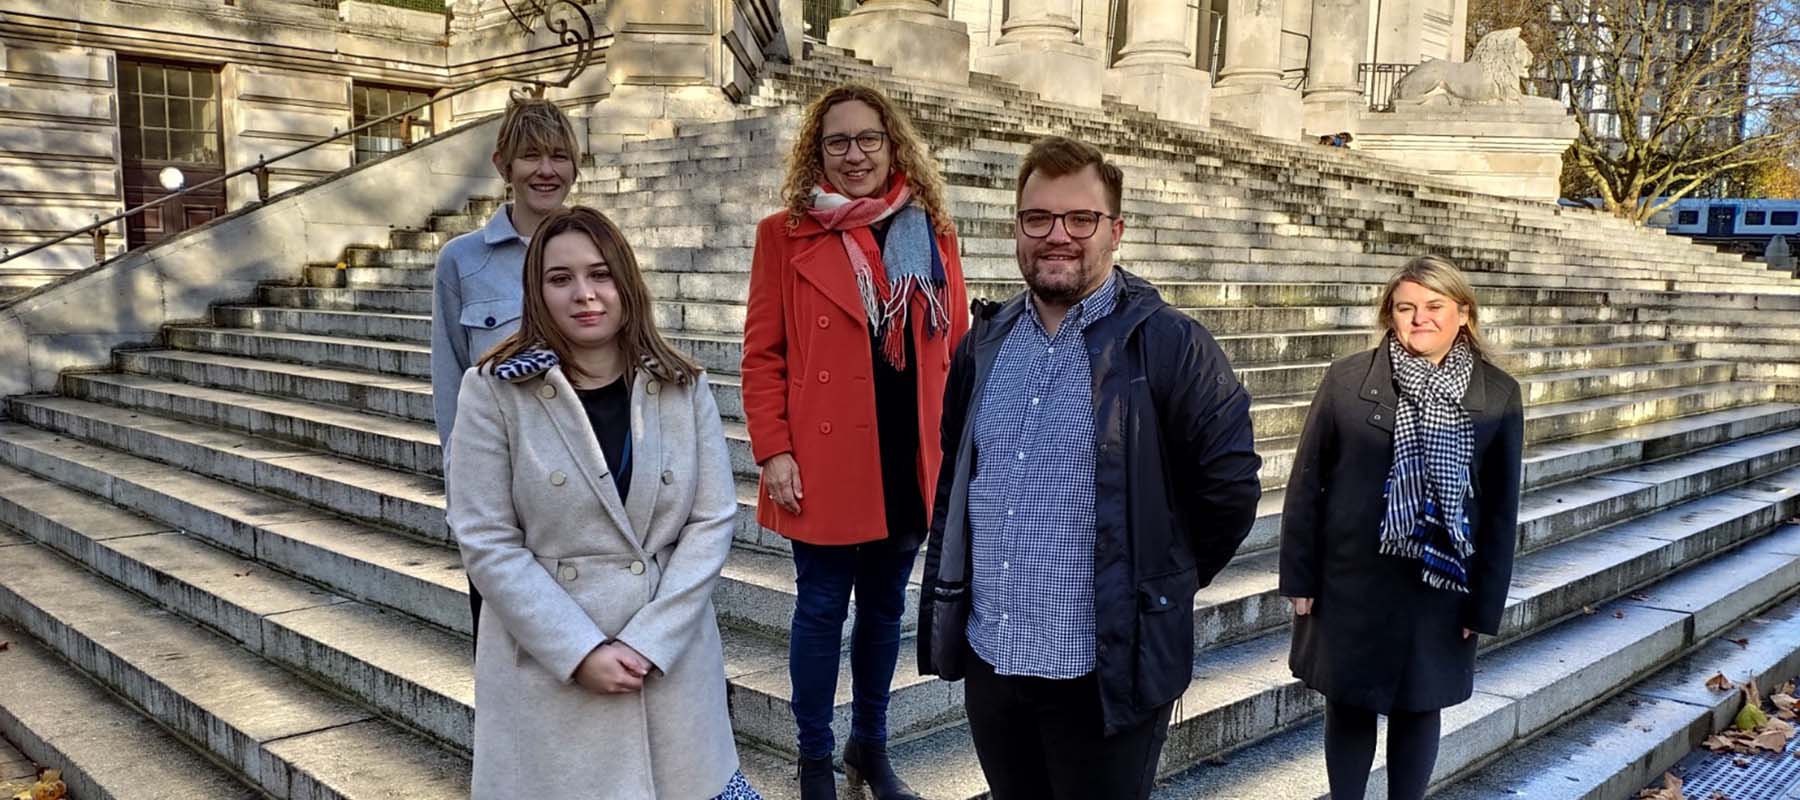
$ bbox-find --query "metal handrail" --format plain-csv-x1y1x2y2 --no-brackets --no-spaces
0,0,604,269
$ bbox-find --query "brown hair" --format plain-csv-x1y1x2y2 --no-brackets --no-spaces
494,94,581,180
479,206,700,385
1016,136,1124,216
1375,255,1490,357
781,82,953,234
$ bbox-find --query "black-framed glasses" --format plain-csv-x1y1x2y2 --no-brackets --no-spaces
1017,209,1116,240
821,130,888,156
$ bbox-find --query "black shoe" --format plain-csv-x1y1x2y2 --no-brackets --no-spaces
842,738,921,800
798,754,838,800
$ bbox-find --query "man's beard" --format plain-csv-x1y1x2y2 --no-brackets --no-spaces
1021,247,1101,305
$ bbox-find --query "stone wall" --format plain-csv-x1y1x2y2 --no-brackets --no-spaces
0,114,504,403
0,38,127,292
220,66,354,211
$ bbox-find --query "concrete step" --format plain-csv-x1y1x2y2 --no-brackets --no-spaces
117,347,435,424
0,540,471,800
1155,525,1800,799
261,283,433,315
0,461,959,758
0,617,266,800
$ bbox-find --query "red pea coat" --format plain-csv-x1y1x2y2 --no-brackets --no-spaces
741,211,968,546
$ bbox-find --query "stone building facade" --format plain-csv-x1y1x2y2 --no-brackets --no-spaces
0,0,1464,294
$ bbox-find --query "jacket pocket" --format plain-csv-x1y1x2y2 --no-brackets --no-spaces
460,297,522,359
924,579,970,680
1133,567,1198,710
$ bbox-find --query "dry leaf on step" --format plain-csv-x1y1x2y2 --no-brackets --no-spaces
1583,605,1597,615
1753,727,1790,752
1615,610,1627,619
1779,681,1796,695
1631,593,1652,601
1635,771,1684,800
13,770,65,800
0,640,9,652
1707,672,1735,692
1731,638,1751,648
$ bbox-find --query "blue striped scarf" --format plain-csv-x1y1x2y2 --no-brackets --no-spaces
1380,335,1478,593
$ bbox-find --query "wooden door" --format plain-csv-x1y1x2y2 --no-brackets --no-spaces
118,58,227,249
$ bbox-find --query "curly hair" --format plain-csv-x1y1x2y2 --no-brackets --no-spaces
780,82,954,235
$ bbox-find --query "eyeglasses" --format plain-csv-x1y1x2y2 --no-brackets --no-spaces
1017,209,1116,240
821,131,889,157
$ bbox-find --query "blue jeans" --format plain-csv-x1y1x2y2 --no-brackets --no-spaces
788,539,918,760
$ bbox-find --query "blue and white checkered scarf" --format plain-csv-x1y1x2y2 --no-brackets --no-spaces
1380,334,1478,593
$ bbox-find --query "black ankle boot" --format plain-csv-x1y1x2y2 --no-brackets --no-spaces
842,739,921,800
798,754,838,800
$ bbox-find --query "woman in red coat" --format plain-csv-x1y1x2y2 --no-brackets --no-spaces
741,82,967,800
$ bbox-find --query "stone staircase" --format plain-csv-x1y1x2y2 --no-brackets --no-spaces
3,47,1800,800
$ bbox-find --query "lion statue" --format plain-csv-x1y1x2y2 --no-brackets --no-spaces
1392,28,1533,105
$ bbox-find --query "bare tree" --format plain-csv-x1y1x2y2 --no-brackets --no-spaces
1471,0,1800,220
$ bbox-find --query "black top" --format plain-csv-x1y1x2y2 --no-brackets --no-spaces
870,222,925,551
576,376,633,502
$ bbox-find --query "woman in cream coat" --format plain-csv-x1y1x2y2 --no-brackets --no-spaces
448,206,759,800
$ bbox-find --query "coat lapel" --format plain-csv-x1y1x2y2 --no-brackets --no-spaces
791,223,872,324
622,370,663,545
533,367,644,556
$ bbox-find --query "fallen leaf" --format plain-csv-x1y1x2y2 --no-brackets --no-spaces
1736,702,1768,732
232,569,254,578
1780,681,1797,695
1708,672,1735,692
1731,638,1751,648
1615,610,1627,619
14,770,64,800
1631,593,1652,601
1636,771,1685,800
1734,756,1751,767
1583,605,1597,615
0,640,9,652
1752,727,1789,751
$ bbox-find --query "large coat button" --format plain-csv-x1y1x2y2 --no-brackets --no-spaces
646,381,660,396
484,316,496,327
558,564,578,581
538,384,557,399
816,315,830,329
817,370,831,384
661,470,674,485
819,421,833,435
628,560,646,575
549,471,567,486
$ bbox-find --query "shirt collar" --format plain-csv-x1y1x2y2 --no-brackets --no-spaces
1028,269,1121,338
481,203,528,247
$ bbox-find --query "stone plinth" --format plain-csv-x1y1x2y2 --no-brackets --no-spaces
1106,61,1210,126
976,39,1104,109
827,2,971,87
1212,82,1303,139
1353,101,1577,202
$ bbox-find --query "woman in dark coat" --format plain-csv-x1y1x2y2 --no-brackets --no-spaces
1278,256,1525,799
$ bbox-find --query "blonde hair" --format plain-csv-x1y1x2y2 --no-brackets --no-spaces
780,82,953,235
493,95,581,180
1375,255,1490,357
479,206,700,386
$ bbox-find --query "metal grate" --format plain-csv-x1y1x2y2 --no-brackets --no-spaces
1676,733,1800,799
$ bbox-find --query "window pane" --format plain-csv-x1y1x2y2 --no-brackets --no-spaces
191,70,215,100
167,69,190,98
142,130,167,160
1747,211,1767,225
141,65,164,95
171,131,203,162
121,94,139,127
119,60,137,93
169,99,192,131
198,99,218,132
144,97,166,127
1774,211,1799,226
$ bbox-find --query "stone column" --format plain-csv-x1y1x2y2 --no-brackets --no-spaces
590,0,739,152
1372,0,1423,63
1211,0,1304,138
972,0,1104,108
1104,0,1211,125
827,0,971,86
1302,0,1370,135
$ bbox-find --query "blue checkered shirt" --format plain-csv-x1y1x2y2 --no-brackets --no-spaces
966,272,1121,678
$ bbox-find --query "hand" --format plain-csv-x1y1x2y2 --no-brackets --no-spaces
1290,597,1314,616
1462,628,1474,640
573,642,651,694
761,453,804,515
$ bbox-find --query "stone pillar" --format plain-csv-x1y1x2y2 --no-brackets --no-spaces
1212,0,1305,138
591,0,739,152
1303,0,1370,135
1104,0,1211,126
972,0,1104,108
1372,0,1423,64
827,0,971,86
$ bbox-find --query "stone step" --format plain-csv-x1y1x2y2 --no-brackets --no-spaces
0,617,266,800
1154,525,1800,799
0,462,959,757
260,283,432,315
117,347,435,423
776,472,1800,798
0,540,471,800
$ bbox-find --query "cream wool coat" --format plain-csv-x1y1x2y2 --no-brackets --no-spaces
447,350,740,800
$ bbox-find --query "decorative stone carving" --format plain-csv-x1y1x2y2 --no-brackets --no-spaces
1392,27,1556,108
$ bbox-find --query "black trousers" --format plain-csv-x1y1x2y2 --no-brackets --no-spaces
1324,699,1441,800
964,649,1174,800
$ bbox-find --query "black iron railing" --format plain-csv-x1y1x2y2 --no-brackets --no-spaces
0,0,604,269
1360,62,1416,111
